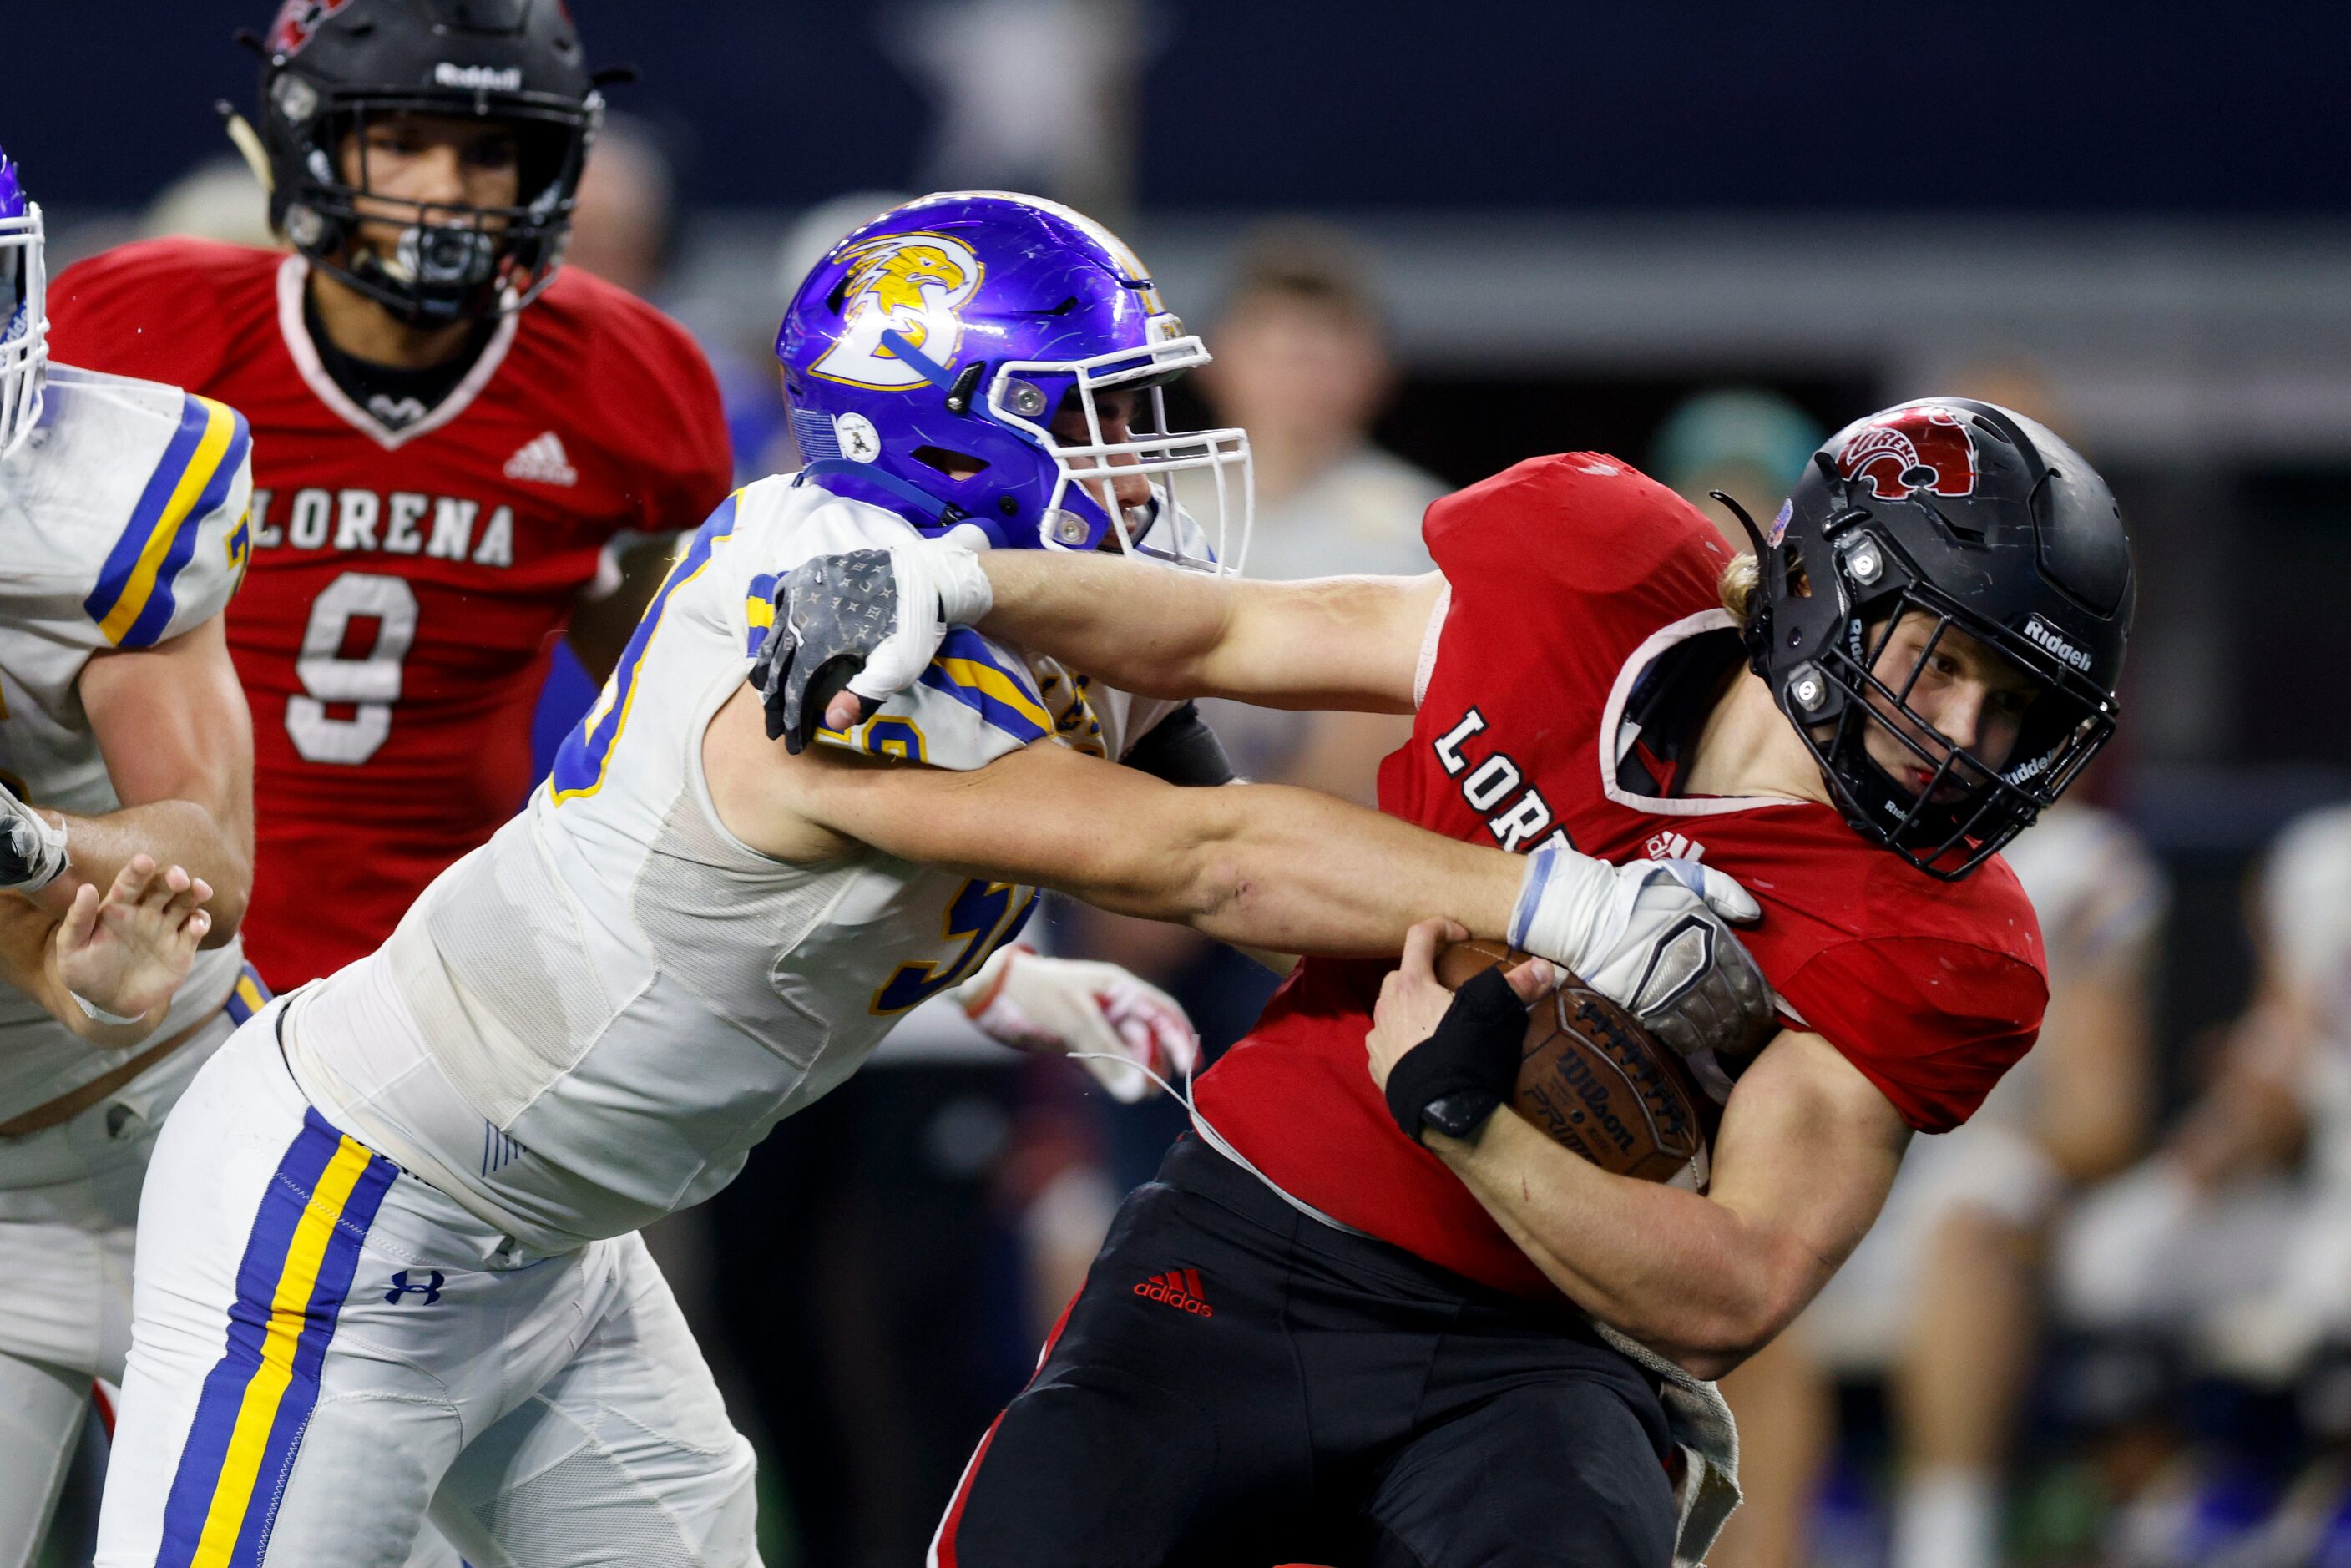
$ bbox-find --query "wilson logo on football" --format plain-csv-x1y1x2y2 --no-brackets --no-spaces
1134,1268,1215,1317
1836,405,1978,501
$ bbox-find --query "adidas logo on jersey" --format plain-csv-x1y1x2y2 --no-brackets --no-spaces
1646,831,1706,863
1134,1268,1215,1317
504,432,579,487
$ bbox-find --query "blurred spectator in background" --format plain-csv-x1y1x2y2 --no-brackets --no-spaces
1717,801,2166,1568
564,113,678,300
1176,223,1444,802
2050,804,2351,1563
139,154,274,249
886,0,1155,216
1651,387,1823,554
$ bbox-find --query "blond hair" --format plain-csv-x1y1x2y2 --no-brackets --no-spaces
1719,553,1761,621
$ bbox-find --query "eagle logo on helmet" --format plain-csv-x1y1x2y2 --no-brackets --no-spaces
1835,405,1978,502
810,232,986,392
269,0,359,54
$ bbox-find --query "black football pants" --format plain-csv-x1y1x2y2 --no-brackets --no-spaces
933,1135,1680,1568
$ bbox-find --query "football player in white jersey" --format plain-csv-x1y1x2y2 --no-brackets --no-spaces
92,192,1771,1568
0,146,266,1567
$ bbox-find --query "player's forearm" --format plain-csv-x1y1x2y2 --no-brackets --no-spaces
1049,781,1519,958
977,554,1423,713
1430,1112,1798,1380
977,551,1239,700
40,802,249,946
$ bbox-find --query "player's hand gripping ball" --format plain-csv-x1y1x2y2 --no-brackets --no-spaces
1371,919,1720,1190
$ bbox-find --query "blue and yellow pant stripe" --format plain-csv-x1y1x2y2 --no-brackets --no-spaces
83,392,250,650
154,1108,397,1568
222,963,270,1027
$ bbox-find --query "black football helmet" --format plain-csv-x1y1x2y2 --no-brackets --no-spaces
1739,398,2134,879
250,0,604,323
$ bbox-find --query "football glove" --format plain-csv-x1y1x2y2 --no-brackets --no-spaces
953,944,1199,1104
0,789,68,895
1509,843,1777,1094
751,540,991,754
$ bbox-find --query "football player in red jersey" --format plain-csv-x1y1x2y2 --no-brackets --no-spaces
771,398,2134,1567
45,0,731,989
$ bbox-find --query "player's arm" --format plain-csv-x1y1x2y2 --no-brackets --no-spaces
50,616,255,946
1365,920,1909,1382
775,544,1443,746
708,683,1518,955
973,553,1438,713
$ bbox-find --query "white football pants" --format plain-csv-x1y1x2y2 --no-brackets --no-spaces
94,1002,761,1568
0,987,250,1568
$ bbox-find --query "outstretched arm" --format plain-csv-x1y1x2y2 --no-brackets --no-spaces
779,543,1445,745
710,684,1516,955
706,685,1773,1067
972,553,1439,714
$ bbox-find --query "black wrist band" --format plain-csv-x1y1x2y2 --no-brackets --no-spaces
1384,968,1528,1145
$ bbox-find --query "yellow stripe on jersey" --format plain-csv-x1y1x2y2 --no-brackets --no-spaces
92,397,245,647
933,655,1055,736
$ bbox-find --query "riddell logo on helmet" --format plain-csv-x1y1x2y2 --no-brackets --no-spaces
1836,406,1978,502
1135,1268,1214,1317
2022,615,2093,673
435,63,526,92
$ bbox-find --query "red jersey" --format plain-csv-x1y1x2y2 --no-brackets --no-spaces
47,240,732,988
1193,453,2049,1299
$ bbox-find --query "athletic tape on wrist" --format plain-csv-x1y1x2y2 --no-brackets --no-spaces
71,990,145,1028
1383,968,1528,1143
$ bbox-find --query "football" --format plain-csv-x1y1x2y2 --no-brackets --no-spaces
1435,939,1720,1190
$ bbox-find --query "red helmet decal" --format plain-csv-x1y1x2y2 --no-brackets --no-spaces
269,0,358,55
1835,405,1978,502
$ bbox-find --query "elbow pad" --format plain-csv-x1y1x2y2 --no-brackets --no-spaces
1121,702,1238,788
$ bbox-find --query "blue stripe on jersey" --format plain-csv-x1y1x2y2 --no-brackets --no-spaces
85,396,250,648
548,488,745,804
915,627,1051,744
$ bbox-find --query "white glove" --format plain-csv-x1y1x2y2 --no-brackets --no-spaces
954,944,1199,1104
1509,842,1777,1082
844,535,994,706
755,537,995,751
0,791,68,894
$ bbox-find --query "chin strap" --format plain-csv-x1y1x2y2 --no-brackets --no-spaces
797,459,961,524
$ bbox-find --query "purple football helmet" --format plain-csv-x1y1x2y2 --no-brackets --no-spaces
776,192,1250,572
0,144,46,461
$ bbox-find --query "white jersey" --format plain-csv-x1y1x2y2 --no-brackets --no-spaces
0,362,255,1122
288,473,1183,1252
2259,805,2351,1186
1964,802,2166,1130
